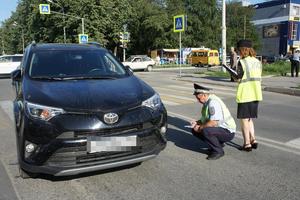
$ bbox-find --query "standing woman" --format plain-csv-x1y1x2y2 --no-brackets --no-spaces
236,40,263,151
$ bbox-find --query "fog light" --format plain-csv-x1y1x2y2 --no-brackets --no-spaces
25,143,35,153
160,126,167,134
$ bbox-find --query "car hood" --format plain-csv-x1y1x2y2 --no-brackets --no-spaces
23,76,155,112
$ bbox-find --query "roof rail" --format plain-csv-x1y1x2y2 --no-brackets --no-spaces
86,42,101,47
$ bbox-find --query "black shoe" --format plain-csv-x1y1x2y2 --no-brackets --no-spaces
206,152,224,160
221,142,225,147
241,144,252,152
251,140,258,149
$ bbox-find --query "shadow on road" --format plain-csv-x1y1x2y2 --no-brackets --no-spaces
166,115,210,155
167,115,242,153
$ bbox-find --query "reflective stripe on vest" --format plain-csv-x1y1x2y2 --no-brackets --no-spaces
236,57,263,103
200,95,236,133
240,58,261,83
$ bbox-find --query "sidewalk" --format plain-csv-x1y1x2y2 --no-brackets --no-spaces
173,73,300,97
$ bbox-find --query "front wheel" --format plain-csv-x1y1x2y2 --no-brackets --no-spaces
146,65,153,72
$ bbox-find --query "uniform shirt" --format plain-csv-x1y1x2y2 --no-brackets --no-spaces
206,99,224,121
204,96,236,133
293,52,300,61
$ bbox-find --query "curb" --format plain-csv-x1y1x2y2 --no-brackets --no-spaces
175,75,300,97
264,87,300,96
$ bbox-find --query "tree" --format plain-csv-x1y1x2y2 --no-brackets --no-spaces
226,1,260,50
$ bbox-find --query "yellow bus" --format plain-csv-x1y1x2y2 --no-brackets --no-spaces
189,49,220,67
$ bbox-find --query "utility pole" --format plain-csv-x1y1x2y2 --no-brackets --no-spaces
243,15,246,39
221,0,226,71
123,24,127,62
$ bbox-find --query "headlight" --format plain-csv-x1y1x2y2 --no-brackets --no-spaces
142,93,162,110
25,102,65,121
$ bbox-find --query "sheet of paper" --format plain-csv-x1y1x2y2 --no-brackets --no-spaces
222,64,238,76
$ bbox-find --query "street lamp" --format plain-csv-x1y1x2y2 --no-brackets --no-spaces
45,1,85,36
12,21,25,53
47,0,66,43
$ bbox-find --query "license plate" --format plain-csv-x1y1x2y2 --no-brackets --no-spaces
87,135,137,153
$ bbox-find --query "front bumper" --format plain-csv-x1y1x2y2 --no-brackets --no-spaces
19,106,167,176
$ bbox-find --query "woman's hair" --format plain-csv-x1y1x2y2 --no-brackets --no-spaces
238,47,257,58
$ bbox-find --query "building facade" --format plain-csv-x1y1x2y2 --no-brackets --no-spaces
252,0,300,56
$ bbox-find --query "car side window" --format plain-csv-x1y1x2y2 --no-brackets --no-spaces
143,57,151,61
133,58,141,62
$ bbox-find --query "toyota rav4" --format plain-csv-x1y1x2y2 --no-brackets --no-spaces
11,43,167,178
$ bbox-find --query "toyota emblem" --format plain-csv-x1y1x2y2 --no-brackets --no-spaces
103,113,119,124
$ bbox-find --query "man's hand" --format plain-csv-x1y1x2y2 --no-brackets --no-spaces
190,121,197,128
193,124,202,133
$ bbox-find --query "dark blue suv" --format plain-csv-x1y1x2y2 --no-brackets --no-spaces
11,43,167,178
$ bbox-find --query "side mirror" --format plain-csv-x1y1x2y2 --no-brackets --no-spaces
124,65,134,74
11,69,22,82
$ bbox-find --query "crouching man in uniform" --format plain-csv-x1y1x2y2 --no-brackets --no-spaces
191,83,236,160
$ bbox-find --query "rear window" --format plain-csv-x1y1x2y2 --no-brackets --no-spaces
28,49,127,78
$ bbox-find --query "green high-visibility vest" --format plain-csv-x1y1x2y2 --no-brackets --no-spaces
236,56,263,103
200,94,236,133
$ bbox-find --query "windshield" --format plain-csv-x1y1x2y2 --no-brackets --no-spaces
29,49,128,79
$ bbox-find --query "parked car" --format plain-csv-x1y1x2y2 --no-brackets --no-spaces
11,43,167,178
0,54,23,78
122,55,155,71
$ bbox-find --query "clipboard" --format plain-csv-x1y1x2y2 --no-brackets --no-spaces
222,64,238,76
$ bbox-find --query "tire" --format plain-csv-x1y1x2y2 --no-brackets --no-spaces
146,65,153,72
19,167,38,179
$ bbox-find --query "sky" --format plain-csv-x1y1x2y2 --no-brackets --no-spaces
0,0,267,23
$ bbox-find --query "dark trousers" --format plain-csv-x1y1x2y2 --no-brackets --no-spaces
192,127,235,154
291,60,299,77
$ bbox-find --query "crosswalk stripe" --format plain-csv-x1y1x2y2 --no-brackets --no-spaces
161,99,180,106
160,95,194,104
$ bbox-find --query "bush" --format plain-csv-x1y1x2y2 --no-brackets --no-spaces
262,61,290,76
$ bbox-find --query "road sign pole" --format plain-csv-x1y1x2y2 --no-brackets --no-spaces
174,14,185,78
82,18,84,34
179,31,182,77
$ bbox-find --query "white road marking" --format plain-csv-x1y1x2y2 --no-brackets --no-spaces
286,138,300,149
0,100,14,121
159,93,196,101
168,111,300,155
161,100,180,106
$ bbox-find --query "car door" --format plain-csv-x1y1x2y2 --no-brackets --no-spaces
130,57,143,70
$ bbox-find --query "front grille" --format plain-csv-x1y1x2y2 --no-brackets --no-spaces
74,124,142,138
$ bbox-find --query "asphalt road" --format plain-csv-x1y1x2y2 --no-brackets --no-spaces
0,71,299,200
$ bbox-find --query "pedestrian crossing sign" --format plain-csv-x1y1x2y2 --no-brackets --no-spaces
39,4,50,15
79,34,88,44
174,15,185,32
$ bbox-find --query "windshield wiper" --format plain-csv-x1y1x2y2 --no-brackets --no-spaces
31,76,64,80
58,76,118,80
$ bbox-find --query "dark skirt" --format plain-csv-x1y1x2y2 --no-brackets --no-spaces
237,101,259,119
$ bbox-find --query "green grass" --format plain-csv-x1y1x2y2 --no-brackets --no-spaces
195,61,291,77
262,61,290,76
196,70,229,78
